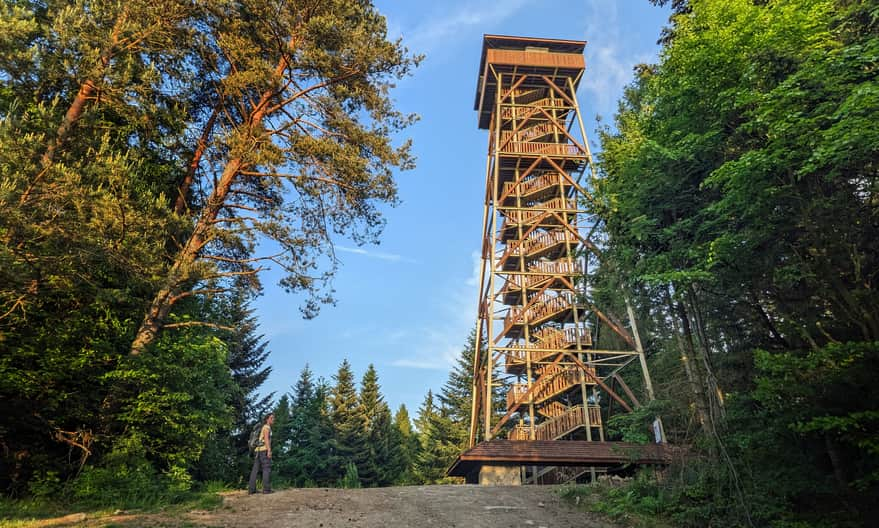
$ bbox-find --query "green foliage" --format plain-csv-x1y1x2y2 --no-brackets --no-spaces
606,401,669,444
0,0,413,505
753,342,879,491
281,366,335,487
338,462,361,489
593,1,879,526
329,360,369,487
410,330,480,484
559,473,675,528
392,404,418,485
106,328,233,475
358,365,383,486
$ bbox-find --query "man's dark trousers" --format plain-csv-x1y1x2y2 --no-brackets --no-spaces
248,451,272,493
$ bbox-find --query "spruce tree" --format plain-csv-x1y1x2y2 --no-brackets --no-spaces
223,296,274,459
310,380,337,486
194,294,273,483
437,328,477,449
373,402,402,486
358,364,383,486
412,390,450,484
329,360,368,485
271,395,293,459
288,370,336,487
392,404,418,485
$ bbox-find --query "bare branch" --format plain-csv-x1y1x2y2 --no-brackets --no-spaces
265,69,362,115
199,267,267,280
168,288,230,304
201,252,283,264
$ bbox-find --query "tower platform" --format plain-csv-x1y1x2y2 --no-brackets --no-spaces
448,440,675,484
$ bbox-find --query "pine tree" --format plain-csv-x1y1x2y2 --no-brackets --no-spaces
412,390,453,484
392,404,418,485
358,364,383,486
271,395,293,458
310,380,337,486
194,294,273,483
329,360,368,485
438,328,477,449
223,296,274,460
129,0,420,354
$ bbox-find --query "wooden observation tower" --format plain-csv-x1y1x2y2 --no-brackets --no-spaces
448,35,669,485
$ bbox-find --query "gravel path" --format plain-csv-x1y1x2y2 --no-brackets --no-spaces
185,485,619,528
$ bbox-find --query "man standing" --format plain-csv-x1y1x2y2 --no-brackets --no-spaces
248,413,274,494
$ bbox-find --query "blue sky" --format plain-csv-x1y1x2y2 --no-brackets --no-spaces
253,0,671,415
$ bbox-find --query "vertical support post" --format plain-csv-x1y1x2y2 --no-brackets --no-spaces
485,68,502,441
626,298,665,443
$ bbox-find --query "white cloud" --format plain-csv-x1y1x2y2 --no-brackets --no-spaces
404,0,533,55
465,249,482,287
336,245,417,264
389,249,482,371
579,1,658,122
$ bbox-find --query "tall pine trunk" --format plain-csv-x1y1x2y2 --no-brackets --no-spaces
130,50,291,355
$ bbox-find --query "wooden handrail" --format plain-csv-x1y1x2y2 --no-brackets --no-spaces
500,98,572,119
505,292,577,328
502,171,565,198
507,405,602,440
500,122,556,144
502,197,576,224
502,142,583,156
506,364,596,409
499,230,572,264
504,323,591,370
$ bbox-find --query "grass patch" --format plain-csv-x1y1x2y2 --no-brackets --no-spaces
0,489,226,528
558,474,675,528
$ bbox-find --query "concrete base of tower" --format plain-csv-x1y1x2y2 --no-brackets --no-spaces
478,464,522,486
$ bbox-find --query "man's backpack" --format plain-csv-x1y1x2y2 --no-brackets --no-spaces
247,423,264,452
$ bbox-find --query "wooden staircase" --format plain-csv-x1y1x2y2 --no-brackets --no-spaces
500,229,572,269
508,405,602,441
504,323,592,373
502,171,570,204
504,292,578,336
538,401,568,418
501,197,576,226
507,363,596,408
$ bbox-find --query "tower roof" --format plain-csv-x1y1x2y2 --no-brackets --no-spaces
474,35,587,129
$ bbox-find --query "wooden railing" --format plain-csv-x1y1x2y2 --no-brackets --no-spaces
504,323,592,371
564,326,593,347
502,171,563,198
500,122,556,144
507,383,529,409
499,98,572,119
507,405,602,440
501,260,582,292
502,141,582,156
531,259,582,275
538,401,567,418
502,197,575,224
500,230,571,264
507,87,546,105
506,364,595,409
487,48,585,70
531,325,592,350
505,292,576,327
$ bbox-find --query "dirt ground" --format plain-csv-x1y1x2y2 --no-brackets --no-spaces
41,485,620,528
186,486,620,528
